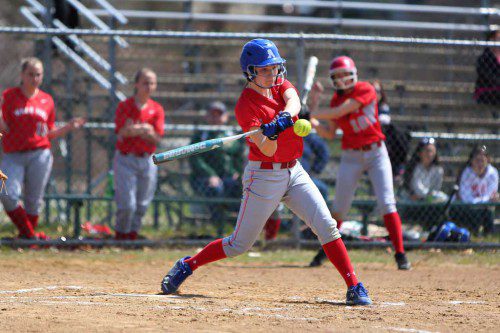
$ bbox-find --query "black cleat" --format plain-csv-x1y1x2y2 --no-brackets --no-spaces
395,252,411,270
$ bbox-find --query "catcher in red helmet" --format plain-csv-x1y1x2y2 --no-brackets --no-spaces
308,56,411,270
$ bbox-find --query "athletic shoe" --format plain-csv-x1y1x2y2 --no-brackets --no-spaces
395,252,411,270
346,282,372,305
161,256,193,294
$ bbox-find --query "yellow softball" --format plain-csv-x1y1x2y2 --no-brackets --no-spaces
293,119,312,137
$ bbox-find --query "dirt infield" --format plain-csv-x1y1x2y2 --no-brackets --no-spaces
0,249,498,332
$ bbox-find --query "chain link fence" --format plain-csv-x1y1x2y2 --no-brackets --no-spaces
0,27,498,243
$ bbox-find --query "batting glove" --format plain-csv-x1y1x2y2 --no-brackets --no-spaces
260,121,279,140
275,112,294,132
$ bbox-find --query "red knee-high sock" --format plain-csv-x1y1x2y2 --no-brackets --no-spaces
322,238,358,287
27,214,39,229
185,238,227,271
336,219,343,230
6,206,35,238
383,212,405,254
264,218,281,240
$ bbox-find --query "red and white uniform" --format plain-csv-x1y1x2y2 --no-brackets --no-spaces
330,81,385,150
115,97,165,155
329,80,406,256
236,80,302,162
113,97,165,237
0,87,55,229
2,87,55,153
221,80,341,257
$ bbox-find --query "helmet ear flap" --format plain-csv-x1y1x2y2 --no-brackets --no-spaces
244,65,256,82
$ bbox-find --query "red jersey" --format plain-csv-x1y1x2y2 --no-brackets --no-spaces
1,87,55,153
235,80,302,162
115,97,165,154
330,81,385,150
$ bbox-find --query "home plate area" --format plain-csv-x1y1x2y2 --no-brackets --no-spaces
0,253,497,332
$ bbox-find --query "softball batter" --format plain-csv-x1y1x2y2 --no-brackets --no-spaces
160,39,372,305
113,68,164,240
0,57,85,239
309,56,410,270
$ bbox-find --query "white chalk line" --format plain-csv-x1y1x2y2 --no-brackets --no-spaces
373,326,440,333
0,286,83,294
0,295,320,322
447,300,486,305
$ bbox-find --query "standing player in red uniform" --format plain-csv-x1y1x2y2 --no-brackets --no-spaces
0,57,85,239
159,39,372,305
309,56,410,270
113,68,164,240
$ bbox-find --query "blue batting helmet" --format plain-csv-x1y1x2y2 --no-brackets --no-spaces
433,221,456,242
240,39,286,86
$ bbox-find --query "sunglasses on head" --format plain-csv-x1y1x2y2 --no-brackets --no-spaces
420,137,436,145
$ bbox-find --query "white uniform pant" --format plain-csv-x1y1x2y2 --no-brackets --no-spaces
222,160,340,257
332,142,397,220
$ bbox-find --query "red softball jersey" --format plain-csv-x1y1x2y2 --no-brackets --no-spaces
1,87,55,153
330,81,385,150
115,97,165,155
235,79,302,162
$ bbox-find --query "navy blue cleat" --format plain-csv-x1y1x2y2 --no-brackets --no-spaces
346,282,372,305
161,256,193,294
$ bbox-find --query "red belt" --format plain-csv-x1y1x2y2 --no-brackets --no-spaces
119,151,151,158
260,159,297,170
352,141,382,152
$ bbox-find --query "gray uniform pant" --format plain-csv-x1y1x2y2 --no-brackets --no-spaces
0,149,53,214
332,142,397,219
222,160,340,257
113,151,157,234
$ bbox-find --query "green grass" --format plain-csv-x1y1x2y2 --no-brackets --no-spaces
0,247,498,267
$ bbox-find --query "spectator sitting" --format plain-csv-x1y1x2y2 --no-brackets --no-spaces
449,145,498,234
189,101,244,236
474,29,500,110
402,137,448,203
399,137,447,229
372,80,410,182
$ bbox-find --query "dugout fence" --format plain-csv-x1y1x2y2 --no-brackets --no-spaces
0,26,498,246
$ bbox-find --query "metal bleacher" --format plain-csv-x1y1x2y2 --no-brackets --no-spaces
9,0,498,235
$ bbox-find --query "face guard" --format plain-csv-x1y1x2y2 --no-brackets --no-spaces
329,56,358,91
330,69,358,91
246,63,287,89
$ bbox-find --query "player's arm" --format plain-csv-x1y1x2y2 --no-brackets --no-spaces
311,118,338,140
282,87,301,117
48,117,86,139
249,126,277,157
312,98,361,120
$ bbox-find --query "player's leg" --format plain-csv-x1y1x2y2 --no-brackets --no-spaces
0,153,34,238
282,163,371,305
24,149,53,234
113,152,137,239
367,143,410,270
161,165,288,294
310,152,364,267
130,157,158,239
263,208,281,240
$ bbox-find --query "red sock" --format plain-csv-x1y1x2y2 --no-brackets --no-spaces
264,218,281,240
322,238,358,287
115,231,127,240
6,206,35,238
336,219,343,230
27,214,39,229
383,212,405,254
185,238,227,271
